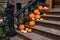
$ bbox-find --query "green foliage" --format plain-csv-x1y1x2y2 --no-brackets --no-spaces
5,26,9,32
0,0,8,2
19,0,28,3
0,27,3,37
0,26,9,37
0,5,4,8
1,11,6,17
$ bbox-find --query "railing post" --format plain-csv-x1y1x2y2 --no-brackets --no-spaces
5,2,16,37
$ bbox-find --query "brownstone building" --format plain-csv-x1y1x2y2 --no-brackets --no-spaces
0,0,60,40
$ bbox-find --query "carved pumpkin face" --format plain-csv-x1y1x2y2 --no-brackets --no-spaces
34,9,39,15
29,13,35,19
35,15,41,19
38,6,43,10
19,24,25,30
28,29,32,33
43,6,49,11
29,21,35,26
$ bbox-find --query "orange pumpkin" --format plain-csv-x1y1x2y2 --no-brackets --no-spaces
29,13,35,19
35,15,41,19
28,29,32,33
34,9,39,15
25,28,29,31
19,24,25,30
38,6,43,10
29,21,35,26
37,12,40,15
43,6,49,11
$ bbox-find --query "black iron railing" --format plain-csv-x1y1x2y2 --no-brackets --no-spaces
0,0,46,39
15,0,46,17
15,0,37,17
15,0,39,25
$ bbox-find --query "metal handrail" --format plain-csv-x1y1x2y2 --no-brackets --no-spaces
14,0,37,17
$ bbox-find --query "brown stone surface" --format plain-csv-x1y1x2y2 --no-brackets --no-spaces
9,36,24,40
41,15,60,21
36,20,60,25
45,12,60,15
29,25,60,36
16,30,54,40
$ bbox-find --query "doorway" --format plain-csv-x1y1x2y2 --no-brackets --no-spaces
52,0,60,8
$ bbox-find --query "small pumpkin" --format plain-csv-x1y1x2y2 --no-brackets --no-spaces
34,9,39,15
35,15,41,19
29,21,35,26
43,6,49,11
28,29,32,33
19,24,25,30
37,12,40,15
25,28,29,31
38,6,43,10
29,13,35,19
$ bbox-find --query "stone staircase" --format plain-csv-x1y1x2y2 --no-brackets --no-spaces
10,12,60,40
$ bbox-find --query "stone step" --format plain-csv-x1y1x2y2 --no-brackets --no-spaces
41,15,60,21
9,35,24,40
35,20,60,30
36,20,60,26
26,25,60,37
54,5,60,8
41,15,60,18
16,30,58,40
44,12,60,15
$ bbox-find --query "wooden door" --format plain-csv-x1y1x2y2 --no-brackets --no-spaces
46,0,60,11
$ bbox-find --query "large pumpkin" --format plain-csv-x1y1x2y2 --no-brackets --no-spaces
29,21,35,26
29,13,35,19
38,6,43,10
28,29,32,33
34,9,39,15
43,6,49,11
35,15,41,19
19,24,25,30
